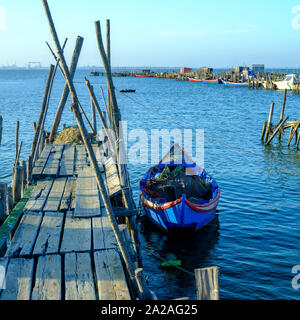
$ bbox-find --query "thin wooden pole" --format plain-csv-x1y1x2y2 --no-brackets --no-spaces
106,19,111,118
29,64,55,160
95,20,120,137
296,130,300,149
265,115,289,145
42,0,149,298
14,121,20,167
287,122,300,147
261,121,267,140
48,36,84,142
265,103,275,143
0,183,8,223
90,86,97,135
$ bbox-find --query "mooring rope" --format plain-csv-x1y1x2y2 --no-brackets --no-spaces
120,92,300,174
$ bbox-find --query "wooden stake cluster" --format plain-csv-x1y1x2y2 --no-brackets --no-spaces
261,89,299,149
42,0,152,300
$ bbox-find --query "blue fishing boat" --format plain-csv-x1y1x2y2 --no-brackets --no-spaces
202,78,221,84
221,79,248,87
139,144,220,232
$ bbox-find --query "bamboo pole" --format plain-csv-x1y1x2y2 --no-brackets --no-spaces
42,0,149,299
48,36,84,142
265,103,275,143
265,115,289,145
29,64,55,160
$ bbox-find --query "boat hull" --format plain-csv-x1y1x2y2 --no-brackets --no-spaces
221,79,248,87
188,77,203,82
202,78,221,84
141,195,218,232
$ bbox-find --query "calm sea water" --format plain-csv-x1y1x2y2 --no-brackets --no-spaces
0,69,299,300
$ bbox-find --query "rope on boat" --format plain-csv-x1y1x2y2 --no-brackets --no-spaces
120,92,300,174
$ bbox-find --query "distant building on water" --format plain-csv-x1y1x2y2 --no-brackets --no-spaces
180,67,192,74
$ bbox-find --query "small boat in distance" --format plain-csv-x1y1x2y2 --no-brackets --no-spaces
202,78,222,84
273,74,299,90
120,89,136,93
139,144,220,232
89,71,100,76
188,77,203,82
221,79,248,87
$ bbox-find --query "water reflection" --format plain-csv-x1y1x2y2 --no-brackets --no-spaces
139,214,220,299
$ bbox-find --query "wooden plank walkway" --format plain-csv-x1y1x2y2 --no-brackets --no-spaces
0,143,134,300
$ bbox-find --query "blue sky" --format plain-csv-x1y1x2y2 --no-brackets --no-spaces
1,0,300,68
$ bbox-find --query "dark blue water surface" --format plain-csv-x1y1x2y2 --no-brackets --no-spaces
0,69,299,300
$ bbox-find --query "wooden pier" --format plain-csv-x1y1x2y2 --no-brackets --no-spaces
0,0,154,301
0,143,136,300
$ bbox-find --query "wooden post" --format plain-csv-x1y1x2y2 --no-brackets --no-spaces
26,155,32,186
287,122,300,147
90,85,97,135
261,121,267,140
296,130,300,149
0,183,8,224
265,103,275,143
15,121,20,166
0,115,2,146
95,20,142,266
194,266,219,300
30,64,55,160
265,115,289,145
12,166,23,205
49,36,84,142
20,160,26,197
33,121,37,133
106,19,111,115
42,0,150,299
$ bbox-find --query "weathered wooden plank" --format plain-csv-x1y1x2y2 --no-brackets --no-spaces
59,177,76,211
94,249,131,300
59,145,75,176
24,179,54,212
43,177,66,212
74,167,101,218
60,212,91,253
32,144,52,179
0,186,34,255
75,145,87,174
92,144,104,172
104,157,122,196
43,144,64,177
0,257,34,300
31,254,62,300
92,216,117,251
33,212,64,256
5,212,43,258
64,252,96,300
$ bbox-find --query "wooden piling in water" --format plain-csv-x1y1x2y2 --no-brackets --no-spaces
265,115,289,145
265,103,275,143
194,266,219,300
0,183,8,224
30,64,55,161
261,121,267,140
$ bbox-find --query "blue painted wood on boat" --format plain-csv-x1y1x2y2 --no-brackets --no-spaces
139,144,220,232
221,79,248,87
